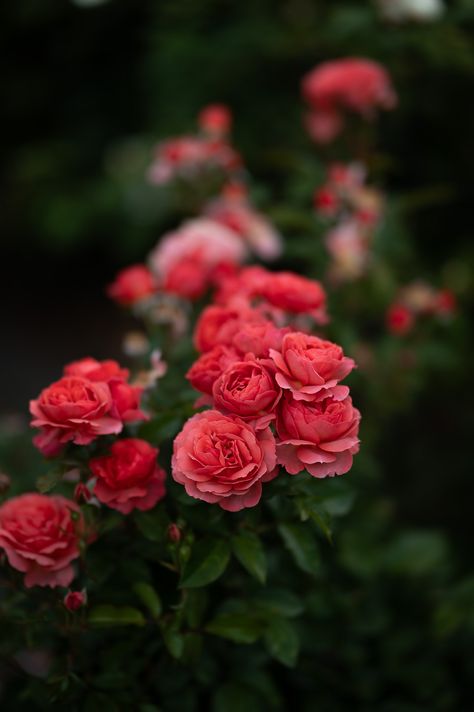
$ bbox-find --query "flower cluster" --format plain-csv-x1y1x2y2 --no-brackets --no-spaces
174,268,360,511
386,281,457,335
147,104,240,186
302,58,397,144
314,163,384,282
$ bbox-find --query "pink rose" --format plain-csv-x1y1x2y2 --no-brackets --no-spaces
261,271,327,323
212,357,282,429
0,494,83,588
172,410,277,511
269,332,355,401
107,264,156,306
198,104,232,136
30,376,122,456
89,438,166,515
276,392,360,478
194,304,266,353
186,344,239,396
232,321,289,358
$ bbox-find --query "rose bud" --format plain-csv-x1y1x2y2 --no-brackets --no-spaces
64,589,87,612
107,264,156,307
172,410,277,511
0,472,11,495
386,303,414,335
167,523,182,543
74,482,92,504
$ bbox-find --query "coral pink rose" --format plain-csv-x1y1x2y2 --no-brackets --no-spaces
194,304,266,353
30,377,122,456
186,344,239,396
64,358,146,424
107,264,156,306
276,392,360,478
0,494,83,588
212,358,282,429
172,410,277,511
386,303,414,335
269,332,355,401
232,321,289,358
261,272,327,323
89,438,166,515
163,254,209,300
302,58,397,116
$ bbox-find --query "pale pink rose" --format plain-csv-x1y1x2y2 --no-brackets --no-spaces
0,494,83,588
325,220,370,281
269,332,355,402
89,438,166,515
212,357,282,429
172,410,277,511
276,392,360,478
30,377,122,456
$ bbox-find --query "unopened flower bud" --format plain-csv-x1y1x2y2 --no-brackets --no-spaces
64,590,87,612
167,523,182,543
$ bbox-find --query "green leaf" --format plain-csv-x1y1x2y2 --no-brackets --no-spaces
184,589,208,628
296,496,333,543
88,605,145,627
180,537,231,588
232,531,267,584
205,613,262,644
213,683,261,712
133,582,162,618
278,522,320,575
134,506,170,542
161,619,184,659
36,469,62,494
251,588,304,618
264,617,299,667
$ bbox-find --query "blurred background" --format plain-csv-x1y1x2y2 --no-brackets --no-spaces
1,0,474,707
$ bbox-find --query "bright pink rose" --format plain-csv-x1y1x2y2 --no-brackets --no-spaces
212,358,282,429
30,377,122,456
187,344,239,396
198,104,232,136
64,358,146,424
194,304,266,353
163,254,209,300
172,410,277,511
213,265,270,306
261,271,327,323
107,265,156,306
89,438,166,515
276,392,360,478
0,494,83,588
269,332,355,402
302,58,397,116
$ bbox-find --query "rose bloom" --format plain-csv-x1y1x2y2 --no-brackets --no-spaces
89,438,166,515
198,104,232,136
212,358,282,429
305,109,344,144
325,220,370,282
172,410,277,511
302,58,397,117
386,303,415,335
149,218,246,300
30,376,123,456
147,136,240,185
276,392,361,478
64,357,146,424
107,264,156,307
232,320,289,358
261,271,327,323
269,332,355,402
187,344,239,396
0,494,83,588
194,304,266,352
213,265,270,306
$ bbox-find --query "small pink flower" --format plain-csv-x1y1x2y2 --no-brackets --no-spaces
0,494,83,588
172,410,277,511
386,303,415,335
89,438,166,515
269,332,355,402
64,590,87,611
167,523,182,543
198,104,232,136
107,264,156,306
276,393,361,478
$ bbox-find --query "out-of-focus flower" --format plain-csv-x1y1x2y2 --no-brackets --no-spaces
122,331,150,358
89,439,166,514
386,303,415,335
377,0,444,23
198,104,232,137
107,265,156,307
133,349,168,390
302,58,397,143
172,410,277,511
205,184,283,260
194,304,266,353
325,220,371,281
0,494,83,588
0,472,11,495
